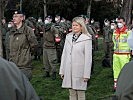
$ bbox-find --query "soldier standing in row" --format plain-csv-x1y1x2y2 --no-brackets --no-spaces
103,19,111,59
1,17,8,59
8,11,38,80
34,17,44,60
43,15,60,80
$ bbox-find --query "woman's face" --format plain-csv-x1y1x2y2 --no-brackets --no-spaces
72,21,82,33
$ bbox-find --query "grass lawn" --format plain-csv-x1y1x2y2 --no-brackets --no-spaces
31,37,114,100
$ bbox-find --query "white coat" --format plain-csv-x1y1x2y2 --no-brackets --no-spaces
59,32,92,90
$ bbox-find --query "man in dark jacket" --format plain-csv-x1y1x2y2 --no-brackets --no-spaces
8,10,38,80
0,57,39,100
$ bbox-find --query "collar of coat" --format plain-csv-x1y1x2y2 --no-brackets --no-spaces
66,32,92,44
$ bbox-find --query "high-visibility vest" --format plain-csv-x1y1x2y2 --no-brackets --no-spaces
113,29,131,54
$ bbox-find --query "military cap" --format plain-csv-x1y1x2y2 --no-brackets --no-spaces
55,14,60,17
111,20,117,24
46,15,52,19
14,10,24,15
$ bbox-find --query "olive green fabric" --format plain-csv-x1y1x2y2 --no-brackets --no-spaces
43,24,59,49
0,57,39,100
8,24,38,68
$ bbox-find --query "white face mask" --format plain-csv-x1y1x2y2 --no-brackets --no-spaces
60,20,65,23
55,18,58,21
117,23,123,28
91,21,94,23
38,19,42,22
111,25,115,29
45,20,49,24
105,22,109,26
8,24,12,28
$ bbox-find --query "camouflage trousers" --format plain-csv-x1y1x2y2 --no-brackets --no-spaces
43,48,58,74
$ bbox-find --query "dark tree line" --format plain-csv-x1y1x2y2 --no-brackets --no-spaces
0,0,133,56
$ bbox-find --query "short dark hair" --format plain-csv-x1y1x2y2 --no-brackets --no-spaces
118,16,125,22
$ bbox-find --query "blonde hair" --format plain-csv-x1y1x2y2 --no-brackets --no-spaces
72,17,91,37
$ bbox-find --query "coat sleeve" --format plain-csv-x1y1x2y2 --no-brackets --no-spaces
22,74,40,100
51,26,60,37
83,39,92,79
59,37,67,75
26,26,38,48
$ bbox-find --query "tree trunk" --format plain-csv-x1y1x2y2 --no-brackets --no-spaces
120,0,133,25
0,0,8,57
87,0,92,18
44,0,47,20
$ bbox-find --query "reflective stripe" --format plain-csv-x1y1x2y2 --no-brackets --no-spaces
115,39,127,43
114,49,130,53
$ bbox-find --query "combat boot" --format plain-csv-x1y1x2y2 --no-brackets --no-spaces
52,72,56,80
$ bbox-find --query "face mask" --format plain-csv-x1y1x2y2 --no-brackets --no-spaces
55,18,58,21
111,25,115,29
91,21,94,23
105,22,109,26
38,19,42,22
61,20,65,23
117,23,123,28
45,20,49,24
8,24,12,28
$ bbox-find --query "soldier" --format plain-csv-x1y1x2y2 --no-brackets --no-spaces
1,17,8,59
54,15,63,63
8,10,38,80
34,17,44,60
109,20,117,67
82,15,96,74
103,19,112,58
58,17,71,59
5,20,14,60
43,15,60,80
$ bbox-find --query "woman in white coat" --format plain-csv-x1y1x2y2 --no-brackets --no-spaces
59,17,92,100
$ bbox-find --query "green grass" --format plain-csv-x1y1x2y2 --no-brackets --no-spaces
31,38,114,100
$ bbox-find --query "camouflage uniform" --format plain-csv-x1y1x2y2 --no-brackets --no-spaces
54,22,69,63
1,23,8,59
8,23,38,80
103,25,112,57
86,23,96,74
34,21,44,60
43,23,59,79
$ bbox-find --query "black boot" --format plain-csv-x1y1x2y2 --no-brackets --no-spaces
52,72,56,80
43,71,50,77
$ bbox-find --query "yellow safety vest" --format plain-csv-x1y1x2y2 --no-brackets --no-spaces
113,30,131,54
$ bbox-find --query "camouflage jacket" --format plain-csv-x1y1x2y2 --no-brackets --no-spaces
8,24,38,68
43,23,59,49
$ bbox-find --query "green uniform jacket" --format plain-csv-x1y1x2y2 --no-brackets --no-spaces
9,24,38,68
43,24,59,49
115,60,133,100
0,57,39,100
103,26,112,42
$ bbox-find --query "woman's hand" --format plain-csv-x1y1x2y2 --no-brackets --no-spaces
60,74,64,79
83,78,89,82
